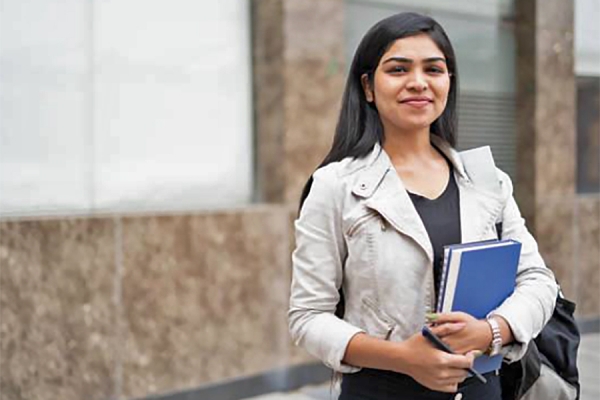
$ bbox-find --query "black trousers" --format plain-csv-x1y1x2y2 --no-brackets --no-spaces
339,368,501,400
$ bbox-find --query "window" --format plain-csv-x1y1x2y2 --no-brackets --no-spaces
0,1,253,217
576,77,600,193
575,0,600,193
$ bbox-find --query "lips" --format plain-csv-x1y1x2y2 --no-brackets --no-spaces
400,97,433,108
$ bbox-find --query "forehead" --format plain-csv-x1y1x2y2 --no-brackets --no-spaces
380,34,444,61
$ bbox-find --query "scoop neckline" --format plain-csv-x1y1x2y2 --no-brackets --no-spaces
407,169,454,202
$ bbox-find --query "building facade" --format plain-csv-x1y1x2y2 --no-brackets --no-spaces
0,0,598,399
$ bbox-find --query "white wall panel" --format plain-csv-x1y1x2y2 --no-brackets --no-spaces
0,0,92,215
93,0,253,212
0,0,253,216
575,0,600,76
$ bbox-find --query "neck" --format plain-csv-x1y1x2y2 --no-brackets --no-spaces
382,126,436,167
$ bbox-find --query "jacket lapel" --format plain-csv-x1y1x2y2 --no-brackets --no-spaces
352,144,434,262
431,137,505,243
351,139,506,259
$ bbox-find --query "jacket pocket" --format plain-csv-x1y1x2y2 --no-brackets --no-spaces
360,297,395,340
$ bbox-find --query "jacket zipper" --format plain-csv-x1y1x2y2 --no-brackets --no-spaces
347,211,380,237
425,262,435,322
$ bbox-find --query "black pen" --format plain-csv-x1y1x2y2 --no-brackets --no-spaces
421,325,487,384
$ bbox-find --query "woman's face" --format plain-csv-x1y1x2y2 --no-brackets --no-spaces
362,34,451,134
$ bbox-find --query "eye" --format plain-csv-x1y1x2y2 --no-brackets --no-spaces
389,65,408,74
427,66,446,74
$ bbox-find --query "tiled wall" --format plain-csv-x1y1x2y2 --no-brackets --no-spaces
1,218,117,400
119,210,295,397
2,202,596,400
0,207,311,400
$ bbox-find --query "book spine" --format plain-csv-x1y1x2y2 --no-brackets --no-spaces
437,246,452,312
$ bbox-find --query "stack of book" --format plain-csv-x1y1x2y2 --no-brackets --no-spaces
436,239,522,373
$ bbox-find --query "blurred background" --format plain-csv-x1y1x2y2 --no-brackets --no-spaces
0,0,598,399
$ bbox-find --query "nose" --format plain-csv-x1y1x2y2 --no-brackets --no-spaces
406,70,428,91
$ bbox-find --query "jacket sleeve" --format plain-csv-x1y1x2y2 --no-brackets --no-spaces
288,166,364,373
489,169,558,362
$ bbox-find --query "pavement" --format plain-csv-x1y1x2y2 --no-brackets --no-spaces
244,333,599,400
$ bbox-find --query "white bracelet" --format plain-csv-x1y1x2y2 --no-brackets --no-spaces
486,317,503,356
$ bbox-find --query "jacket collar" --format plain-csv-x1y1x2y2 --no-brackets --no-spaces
349,136,504,262
351,135,468,199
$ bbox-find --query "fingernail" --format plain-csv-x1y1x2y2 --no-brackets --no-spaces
426,313,438,321
472,350,484,358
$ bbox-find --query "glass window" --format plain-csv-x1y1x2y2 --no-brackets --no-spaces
575,0,600,77
575,0,600,194
0,1,91,215
576,77,600,193
0,0,253,217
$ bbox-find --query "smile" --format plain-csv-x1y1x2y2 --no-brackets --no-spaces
400,99,432,109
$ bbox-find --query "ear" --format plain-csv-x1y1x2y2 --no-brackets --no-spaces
361,73,374,103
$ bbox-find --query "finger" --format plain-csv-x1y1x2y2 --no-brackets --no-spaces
430,322,466,338
434,312,471,324
444,353,474,370
463,351,477,368
443,336,474,354
439,368,470,382
465,350,483,360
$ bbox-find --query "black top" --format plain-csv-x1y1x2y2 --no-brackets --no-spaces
408,161,462,298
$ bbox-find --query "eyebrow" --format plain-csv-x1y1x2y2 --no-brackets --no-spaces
382,56,447,64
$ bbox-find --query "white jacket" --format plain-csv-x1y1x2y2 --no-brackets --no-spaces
288,136,557,373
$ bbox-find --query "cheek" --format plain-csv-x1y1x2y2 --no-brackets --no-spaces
373,80,403,114
374,69,404,93
373,78,396,100
438,80,451,100
434,82,451,107
439,92,449,108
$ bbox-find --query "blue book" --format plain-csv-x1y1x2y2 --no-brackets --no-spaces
437,239,522,374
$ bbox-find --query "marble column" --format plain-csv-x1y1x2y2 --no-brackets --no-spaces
516,0,577,224
252,0,347,371
516,0,581,299
253,0,346,205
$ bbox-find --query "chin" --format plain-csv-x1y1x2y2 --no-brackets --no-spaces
398,119,436,131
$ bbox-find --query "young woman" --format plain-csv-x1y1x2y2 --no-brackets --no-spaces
288,12,557,400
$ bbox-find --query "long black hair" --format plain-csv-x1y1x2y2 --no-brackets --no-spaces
299,12,459,210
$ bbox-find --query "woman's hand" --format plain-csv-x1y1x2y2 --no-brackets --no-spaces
395,328,478,393
429,312,492,355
